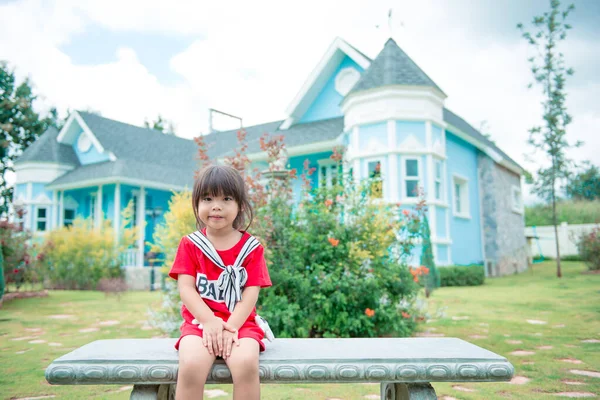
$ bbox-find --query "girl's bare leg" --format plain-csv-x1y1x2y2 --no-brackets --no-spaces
176,335,216,400
225,338,260,400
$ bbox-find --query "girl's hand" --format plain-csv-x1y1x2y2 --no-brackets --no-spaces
222,329,240,359
202,316,226,356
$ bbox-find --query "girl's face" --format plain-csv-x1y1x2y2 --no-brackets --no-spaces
197,193,240,233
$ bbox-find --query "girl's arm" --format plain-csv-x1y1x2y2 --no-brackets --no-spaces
226,286,260,330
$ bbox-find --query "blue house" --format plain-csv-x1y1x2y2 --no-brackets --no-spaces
13,37,528,276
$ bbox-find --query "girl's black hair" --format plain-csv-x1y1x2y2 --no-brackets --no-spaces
192,165,253,231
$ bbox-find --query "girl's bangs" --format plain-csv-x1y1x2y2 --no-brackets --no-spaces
198,167,241,200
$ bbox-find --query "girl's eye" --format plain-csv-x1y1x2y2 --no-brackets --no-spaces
203,197,212,202
224,196,233,201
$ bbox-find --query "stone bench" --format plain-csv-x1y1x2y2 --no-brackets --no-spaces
45,337,514,399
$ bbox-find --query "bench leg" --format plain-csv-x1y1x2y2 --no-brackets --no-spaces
130,384,174,400
380,382,437,400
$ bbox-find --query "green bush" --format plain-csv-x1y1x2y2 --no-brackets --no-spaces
1,217,39,292
38,205,138,290
561,254,583,262
439,265,485,287
525,200,600,226
257,179,423,338
577,227,600,271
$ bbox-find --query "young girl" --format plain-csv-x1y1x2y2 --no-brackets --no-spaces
169,165,272,400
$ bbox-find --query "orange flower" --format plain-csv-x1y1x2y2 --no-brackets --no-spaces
421,266,430,274
328,237,339,247
413,276,419,283
402,209,410,216
324,199,333,207
402,312,411,319
365,308,375,317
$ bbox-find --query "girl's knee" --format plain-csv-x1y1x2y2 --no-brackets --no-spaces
178,357,209,383
228,352,259,380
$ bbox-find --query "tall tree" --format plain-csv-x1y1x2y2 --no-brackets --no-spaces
144,115,175,135
518,0,578,278
566,162,600,201
0,62,55,217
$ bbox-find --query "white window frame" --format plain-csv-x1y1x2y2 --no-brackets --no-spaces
434,159,445,201
401,157,422,199
452,174,471,219
34,206,48,232
365,157,385,199
317,159,339,189
511,185,524,214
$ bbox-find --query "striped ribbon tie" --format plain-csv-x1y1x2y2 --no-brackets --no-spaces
186,231,260,312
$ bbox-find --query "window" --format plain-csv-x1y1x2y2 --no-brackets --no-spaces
318,161,340,188
402,158,421,198
434,160,444,201
367,160,383,198
511,186,523,213
64,209,75,227
452,175,470,218
35,207,48,232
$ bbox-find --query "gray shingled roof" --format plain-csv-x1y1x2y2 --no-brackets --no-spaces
15,126,80,166
48,159,195,188
217,117,344,158
44,112,199,188
78,112,197,172
346,38,444,96
443,108,522,171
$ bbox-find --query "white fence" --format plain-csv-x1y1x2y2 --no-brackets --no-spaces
525,222,599,258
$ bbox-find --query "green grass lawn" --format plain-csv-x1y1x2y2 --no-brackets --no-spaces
1,261,598,399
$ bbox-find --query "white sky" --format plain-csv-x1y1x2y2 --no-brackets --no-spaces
1,0,598,204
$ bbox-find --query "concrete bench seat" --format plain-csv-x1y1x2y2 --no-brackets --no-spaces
45,337,514,399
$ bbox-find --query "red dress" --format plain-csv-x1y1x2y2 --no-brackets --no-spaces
168,230,272,351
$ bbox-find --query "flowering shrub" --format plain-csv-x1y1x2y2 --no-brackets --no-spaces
578,227,600,271
1,211,41,292
38,203,138,289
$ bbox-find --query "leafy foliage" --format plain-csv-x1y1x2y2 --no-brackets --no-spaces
419,214,440,297
144,115,176,135
577,227,600,271
0,62,59,217
37,202,138,289
566,163,600,201
525,200,600,226
0,210,40,291
439,265,485,287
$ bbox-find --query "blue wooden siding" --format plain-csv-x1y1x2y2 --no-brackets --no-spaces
432,124,443,144
436,244,449,264
435,206,447,239
74,130,110,165
299,56,364,123
288,151,333,201
144,188,173,246
358,122,387,149
445,131,483,265
396,121,426,147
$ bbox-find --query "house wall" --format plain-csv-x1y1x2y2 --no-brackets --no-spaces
74,130,110,165
445,131,483,265
299,56,364,123
478,154,528,276
288,151,333,200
